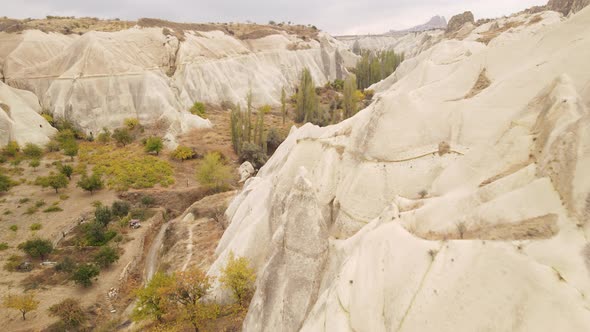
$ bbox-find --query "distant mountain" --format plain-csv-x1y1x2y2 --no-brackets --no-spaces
389,15,447,34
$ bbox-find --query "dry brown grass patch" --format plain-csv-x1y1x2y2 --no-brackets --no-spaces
465,69,491,99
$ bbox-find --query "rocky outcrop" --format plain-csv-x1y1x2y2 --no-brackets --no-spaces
0,81,56,146
208,8,590,331
446,11,475,34
548,0,590,15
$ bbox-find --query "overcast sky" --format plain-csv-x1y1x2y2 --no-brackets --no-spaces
1,0,547,35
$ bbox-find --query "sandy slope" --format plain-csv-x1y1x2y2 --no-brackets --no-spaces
207,7,590,332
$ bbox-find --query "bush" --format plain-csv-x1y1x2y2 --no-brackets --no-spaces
30,223,42,231
239,142,268,169
140,195,155,207
144,136,164,155
112,128,133,146
58,163,74,180
43,206,63,213
18,238,53,260
77,173,104,194
29,159,40,170
219,252,256,307
48,298,86,329
22,143,43,159
45,140,61,152
171,145,195,161
2,141,20,157
0,173,12,192
0,242,9,250
9,225,18,232
266,128,284,154
97,129,111,144
72,264,99,287
124,118,140,130
189,102,207,118
196,152,233,192
93,246,119,268
112,201,130,217
55,256,76,273
132,272,174,322
94,205,112,226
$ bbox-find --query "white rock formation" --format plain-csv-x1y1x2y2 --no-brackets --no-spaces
0,27,353,145
239,161,256,183
209,7,590,332
0,81,56,146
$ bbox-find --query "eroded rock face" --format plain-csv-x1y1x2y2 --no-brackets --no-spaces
446,11,475,34
209,8,590,332
0,27,354,145
548,0,590,15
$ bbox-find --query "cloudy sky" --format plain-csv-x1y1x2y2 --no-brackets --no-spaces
2,0,547,35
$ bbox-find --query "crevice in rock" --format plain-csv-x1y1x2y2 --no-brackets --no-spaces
165,36,181,77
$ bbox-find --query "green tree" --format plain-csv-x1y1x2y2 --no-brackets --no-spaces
77,173,104,194
133,272,174,322
189,102,207,118
3,293,39,320
93,246,119,268
266,128,284,154
62,140,79,161
295,68,319,124
18,238,53,260
230,105,243,153
48,298,86,329
239,142,268,169
22,143,43,159
195,152,233,192
219,251,256,307
144,136,164,155
112,128,133,146
59,164,74,180
35,173,69,193
111,201,130,217
72,264,100,287
246,90,253,142
343,75,358,119
94,205,112,226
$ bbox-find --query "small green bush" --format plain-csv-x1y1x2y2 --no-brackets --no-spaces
111,201,130,217
0,242,9,250
144,137,163,155
30,223,42,231
72,264,100,287
9,225,18,232
196,152,233,192
239,142,268,169
94,205,112,226
189,102,207,118
22,143,43,159
43,206,63,213
18,238,53,260
2,141,20,157
93,246,119,268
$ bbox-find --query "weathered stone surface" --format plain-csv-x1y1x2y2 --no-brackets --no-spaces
446,11,475,34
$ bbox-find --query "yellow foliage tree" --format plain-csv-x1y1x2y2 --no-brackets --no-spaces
3,293,39,320
195,152,233,192
219,251,256,307
171,146,195,161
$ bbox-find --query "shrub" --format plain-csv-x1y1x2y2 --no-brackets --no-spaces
112,201,130,217
97,129,111,144
144,136,163,155
72,264,99,287
29,159,40,170
0,242,9,250
189,102,207,118
220,252,256,307
83,222,117,246
43,206,63,213
9,225,18,232
195,152,233,192
45,140,61,152
77,173,104,194
239,142,268,169
22,143,43,159
0,174,12,192
112,128,133,146
30,223,42,231
94,205,112,226
18,238,53,260
2,141,20,157
168,268,218,331
4,255,27,272
2,293,39,320
171,145,195,161
48,298,86,329
35,173,69,193
93,246,119,268
140,195,155,207
62,140,79,160
124,118,140,130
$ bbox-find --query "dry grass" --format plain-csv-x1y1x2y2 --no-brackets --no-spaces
527,15,544,26
465,69,491,99
476,20,524,45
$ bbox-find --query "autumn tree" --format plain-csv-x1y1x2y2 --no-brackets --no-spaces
220,252,256,307
3,293,39,320
168,268,219,332
171,146,195,161
48,298,86,329
133,272,174,322
112,128,133,146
